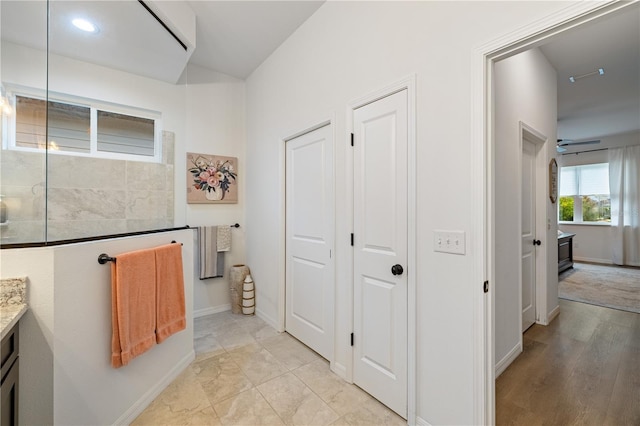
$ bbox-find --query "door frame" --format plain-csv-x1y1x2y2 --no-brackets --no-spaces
346,75,416,424
518,121,548,335
474,1,635,424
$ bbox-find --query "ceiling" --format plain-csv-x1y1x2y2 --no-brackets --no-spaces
538,5,640,146
1,1,638,145
186,1,324,79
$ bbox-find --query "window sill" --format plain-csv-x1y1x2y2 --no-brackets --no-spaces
559,221,611,227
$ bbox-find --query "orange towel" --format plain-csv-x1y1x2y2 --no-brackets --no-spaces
111,247,157,368
155,244,186,343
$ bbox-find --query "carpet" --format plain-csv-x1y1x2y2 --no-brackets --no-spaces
559,262,640,314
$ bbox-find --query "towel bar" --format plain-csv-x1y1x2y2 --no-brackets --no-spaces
98,241,182,264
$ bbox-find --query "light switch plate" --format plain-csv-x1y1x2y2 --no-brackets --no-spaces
434,230,466,255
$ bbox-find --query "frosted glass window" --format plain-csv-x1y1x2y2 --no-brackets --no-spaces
11,94,159,161
97,111,154,156
15,96,90,153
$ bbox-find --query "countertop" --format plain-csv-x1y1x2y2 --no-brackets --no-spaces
558,232,576,239
1,303,27,339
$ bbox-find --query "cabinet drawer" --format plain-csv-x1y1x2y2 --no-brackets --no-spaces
0,324,18,383
558,241,570,261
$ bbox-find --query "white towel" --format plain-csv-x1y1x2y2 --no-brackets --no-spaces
198,226,225,279
217,226,232,252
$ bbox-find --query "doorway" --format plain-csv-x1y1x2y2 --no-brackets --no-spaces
479,2,638,424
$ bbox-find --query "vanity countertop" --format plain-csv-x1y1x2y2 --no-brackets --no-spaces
1,276,28,338
1,303,27,339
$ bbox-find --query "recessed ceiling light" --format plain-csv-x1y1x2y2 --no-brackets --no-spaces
72,18,98,33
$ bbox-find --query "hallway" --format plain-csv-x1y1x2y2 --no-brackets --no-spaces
496,299,640,425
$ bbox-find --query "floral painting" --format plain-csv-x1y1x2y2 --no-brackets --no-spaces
187,153,238,204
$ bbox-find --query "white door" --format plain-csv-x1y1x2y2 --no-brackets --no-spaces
353,90,407,418
285,124,334,360
521,139,537,332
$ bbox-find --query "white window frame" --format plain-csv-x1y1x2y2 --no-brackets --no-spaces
2,85,163,163
558,163,611,226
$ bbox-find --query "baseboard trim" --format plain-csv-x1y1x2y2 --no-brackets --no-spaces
330,362,348,381
194,304,230,318
256,307,280,331
115,350,195,425
416,416,433,426
573,256,613,265
495,341,522,378
547,305,560,323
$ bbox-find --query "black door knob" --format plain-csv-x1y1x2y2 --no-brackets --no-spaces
533,239,542,246
391,264,404,276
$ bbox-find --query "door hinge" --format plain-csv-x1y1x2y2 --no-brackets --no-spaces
350,233,354,246
350,333,354,346
483,280,489,293
350,133,354,147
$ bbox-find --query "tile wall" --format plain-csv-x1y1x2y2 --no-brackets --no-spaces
0,131,175,244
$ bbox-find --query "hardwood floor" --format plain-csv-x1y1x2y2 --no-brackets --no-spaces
496,299,640,426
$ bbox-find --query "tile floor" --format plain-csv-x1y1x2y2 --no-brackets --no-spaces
133,311,405,425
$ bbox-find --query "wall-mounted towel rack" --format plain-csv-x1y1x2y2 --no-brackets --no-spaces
98,241,182,264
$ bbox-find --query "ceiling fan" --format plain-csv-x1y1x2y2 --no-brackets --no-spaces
556,138,601,153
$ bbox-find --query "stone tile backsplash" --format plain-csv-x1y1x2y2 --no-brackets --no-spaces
0,131,176,244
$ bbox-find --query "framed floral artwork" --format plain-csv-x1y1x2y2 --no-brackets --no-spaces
187,153,238,204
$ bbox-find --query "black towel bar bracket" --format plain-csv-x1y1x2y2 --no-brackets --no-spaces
98,253,116,264
230,223,240,228
98,241,183,264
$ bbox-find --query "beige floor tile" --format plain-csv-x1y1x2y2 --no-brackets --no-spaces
194,353,254,403
359,398,406,425
195,313,238,338
195,333,226,358
227,342,289,385
261,333,320,370
257,373,339,425
216,328,259,350
214,388,285,425
293,359,371,416
132,367,221,426
335,404,405,426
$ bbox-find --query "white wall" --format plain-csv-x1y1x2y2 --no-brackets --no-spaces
558,130,640,264
494,48,558,372
0,230,195,425
244,2,570,424
184,64,247,316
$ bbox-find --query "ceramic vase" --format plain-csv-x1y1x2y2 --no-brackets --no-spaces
229,264,249,314
242,274,255,315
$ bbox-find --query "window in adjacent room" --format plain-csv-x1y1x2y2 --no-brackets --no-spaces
559,163,611,223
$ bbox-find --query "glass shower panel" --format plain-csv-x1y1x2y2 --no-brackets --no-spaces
0,0,48,244
46,0,187,242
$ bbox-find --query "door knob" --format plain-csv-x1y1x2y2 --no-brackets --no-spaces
391,264,404,276
533,239,542,246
